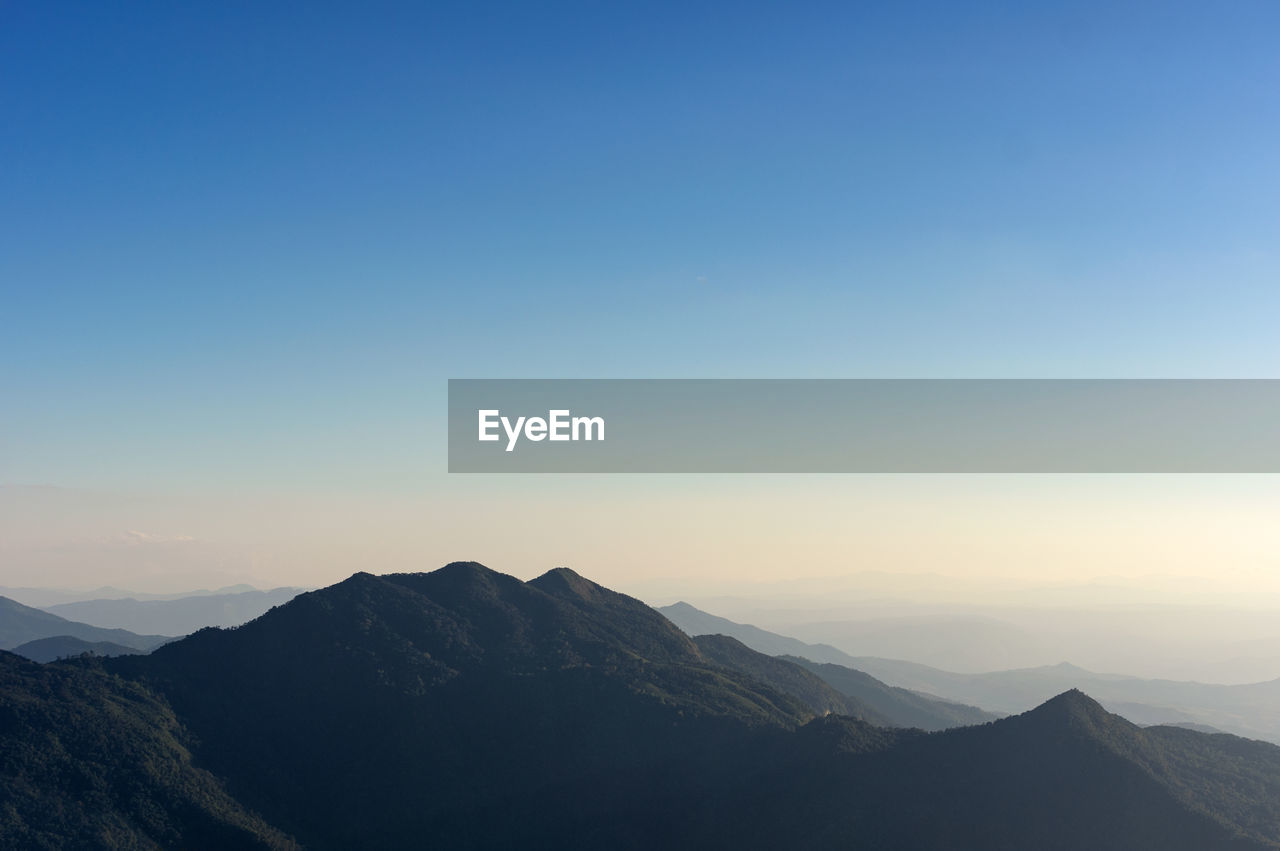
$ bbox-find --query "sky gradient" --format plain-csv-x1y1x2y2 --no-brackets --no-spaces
2,2,1279,592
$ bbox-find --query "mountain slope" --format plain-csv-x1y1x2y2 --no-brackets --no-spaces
660,601,994,730
0,651,295,850
714,690,1280,850
782,654,998,730
660,601,861,664
692,634,889,722
0,596,171,652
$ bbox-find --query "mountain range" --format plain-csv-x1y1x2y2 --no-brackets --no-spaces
0,583,271,608
0,595,170,654
660,601,996,730
845,655,1280,745
2,563,1279,849
662,601,1280,744
40,587,304,635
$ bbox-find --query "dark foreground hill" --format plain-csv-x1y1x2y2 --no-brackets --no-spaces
0,651,295,849
3,564,1279,849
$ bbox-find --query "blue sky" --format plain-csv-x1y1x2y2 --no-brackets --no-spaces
3,0,1279,493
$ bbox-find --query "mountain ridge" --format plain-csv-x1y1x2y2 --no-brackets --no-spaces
4,564,1279,849
0,595,171,653
41,587,304,636
659,600,995,730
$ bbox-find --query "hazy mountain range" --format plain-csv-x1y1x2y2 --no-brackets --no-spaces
844,655,1280,744
0,587,305,664
662,601,1280,745
679,596,1280,683
0,583,274,608
0,596,170,654
3,563,1280,848
40,587,304,635
664,605,996,730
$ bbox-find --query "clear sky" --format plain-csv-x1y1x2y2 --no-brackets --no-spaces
2,2,1279,592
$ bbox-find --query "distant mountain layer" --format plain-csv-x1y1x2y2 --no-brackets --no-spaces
845,656,1280,745
0,596,171,652
780,655,998,730
11,635,143,663
660,601,1280,745
659,601,861,664
0,583,268,608
661,601,995,731
42,587,305,636
3,564,1280,849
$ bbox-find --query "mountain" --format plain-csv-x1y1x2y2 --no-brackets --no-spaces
42,587,304,635
106,564,823,848
5,564,1280,849
729,690,1280,850
0,651,296,849
11,635,143,662
662,601,996,730
660,601,861,664
0,583,270,608
692,634,887,722
773,611,1046,672
663,601,1280,745
781,655,998,730
0,596,171,652
844,656,1280,745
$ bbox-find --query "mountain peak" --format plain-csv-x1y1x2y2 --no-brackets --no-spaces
430,561,502,580
388,561,518,601
1043,688,1103,711
1024,689,1119,732
527,567,605,602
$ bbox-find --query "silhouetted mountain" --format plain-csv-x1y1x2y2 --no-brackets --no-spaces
107,564,816,848
5,565,1280,849
782,654,998,730
0,596,171,652
0,651,295,849
661,601,995,730
11,635,142,662
715,690,1280,850
42,587,304,636
692,634,888,722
